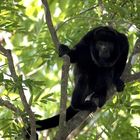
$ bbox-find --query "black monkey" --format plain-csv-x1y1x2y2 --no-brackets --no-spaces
26,26,129,138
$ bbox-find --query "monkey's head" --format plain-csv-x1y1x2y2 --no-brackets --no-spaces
90,27,121,67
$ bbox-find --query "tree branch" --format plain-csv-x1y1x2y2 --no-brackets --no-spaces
0,98,21,113
125,72,140,82
58,70,140,140
41,0,60,49
41,0,70,140
125,38,140,74
0,98,28,125
54,55,70,140
56,5,98,31
108,0,128,26
0,44,36,140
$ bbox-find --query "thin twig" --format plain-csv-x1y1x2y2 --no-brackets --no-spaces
0,98,21,113
108,0,128,26
0,98,28,129
56,5,98,31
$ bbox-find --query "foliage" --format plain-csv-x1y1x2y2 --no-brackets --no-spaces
0,0,140,139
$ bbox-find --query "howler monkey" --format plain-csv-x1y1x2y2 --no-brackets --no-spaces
26,26,129,139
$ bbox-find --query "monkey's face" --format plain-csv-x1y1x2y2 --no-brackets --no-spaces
96,41,114,59
90,40,119,67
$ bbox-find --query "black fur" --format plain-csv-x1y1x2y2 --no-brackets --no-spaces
26,26,129,139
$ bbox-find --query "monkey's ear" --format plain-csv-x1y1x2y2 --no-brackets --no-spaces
58,44,70,57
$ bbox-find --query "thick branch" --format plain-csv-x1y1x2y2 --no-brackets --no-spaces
41,1,70,140
0,44,36,140
54,55,70,140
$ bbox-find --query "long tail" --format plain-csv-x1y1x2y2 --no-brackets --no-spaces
36,106,78,131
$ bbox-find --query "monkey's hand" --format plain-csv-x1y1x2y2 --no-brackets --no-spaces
58,44,70,57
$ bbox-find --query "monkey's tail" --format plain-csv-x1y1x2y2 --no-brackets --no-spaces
36,106,78,131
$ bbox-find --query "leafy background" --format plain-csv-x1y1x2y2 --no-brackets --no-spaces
0,0,140,139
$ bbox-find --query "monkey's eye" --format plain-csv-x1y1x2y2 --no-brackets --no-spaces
96,41,104,46
96,41,114,52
